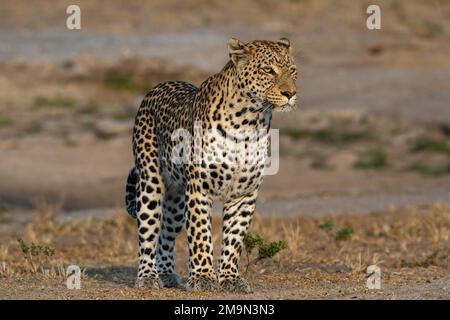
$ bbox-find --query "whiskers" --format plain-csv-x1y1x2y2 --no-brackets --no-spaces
254,101,273,114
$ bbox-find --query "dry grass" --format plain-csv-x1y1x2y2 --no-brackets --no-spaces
0,202,449,299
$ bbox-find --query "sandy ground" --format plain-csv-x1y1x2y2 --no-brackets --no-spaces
0,0,449,299
1,276,449,300
1,106,449,212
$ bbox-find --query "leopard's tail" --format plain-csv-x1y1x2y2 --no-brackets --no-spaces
125,167,138,219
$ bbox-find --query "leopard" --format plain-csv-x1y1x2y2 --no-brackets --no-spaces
125,37,298,292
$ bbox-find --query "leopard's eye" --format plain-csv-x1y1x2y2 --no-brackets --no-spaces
261,66,276,75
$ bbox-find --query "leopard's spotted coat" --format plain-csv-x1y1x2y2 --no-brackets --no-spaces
125,38,297,292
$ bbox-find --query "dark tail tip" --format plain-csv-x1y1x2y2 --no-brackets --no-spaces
125,167,138,218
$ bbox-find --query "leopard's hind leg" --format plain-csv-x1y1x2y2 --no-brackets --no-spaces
156,187,186,288
133,110,165,289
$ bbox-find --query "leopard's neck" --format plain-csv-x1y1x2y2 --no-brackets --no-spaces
195,61,272,133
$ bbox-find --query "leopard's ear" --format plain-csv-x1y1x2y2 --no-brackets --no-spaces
277,38,292,55
227,38,250,66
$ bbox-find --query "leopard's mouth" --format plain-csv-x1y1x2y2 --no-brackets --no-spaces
266,94,297,112
272,98,297,112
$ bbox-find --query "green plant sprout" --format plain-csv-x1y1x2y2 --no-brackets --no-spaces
243,233,286,273
318,219,354,241
17,238,55,273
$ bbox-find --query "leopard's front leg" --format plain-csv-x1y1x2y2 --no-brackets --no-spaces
184,181,218,291
218,190,258,293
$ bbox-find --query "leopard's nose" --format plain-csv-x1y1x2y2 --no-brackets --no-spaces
281,91,296,99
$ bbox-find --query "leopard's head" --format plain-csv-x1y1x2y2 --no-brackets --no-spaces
228,38,298,112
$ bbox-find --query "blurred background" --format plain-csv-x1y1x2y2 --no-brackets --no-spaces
0,0,449,216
